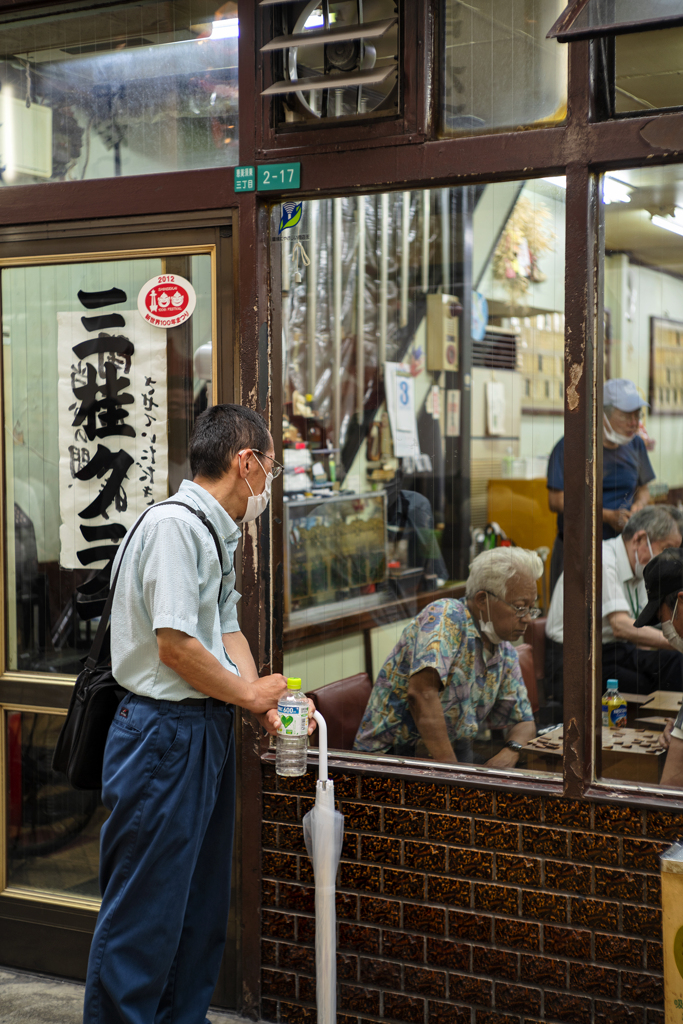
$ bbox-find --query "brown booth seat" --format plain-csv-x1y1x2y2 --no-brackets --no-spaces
308,622,548,751
524,616,547,685
308,673,373,751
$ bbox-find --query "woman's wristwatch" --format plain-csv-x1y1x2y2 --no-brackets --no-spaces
505,740,523,754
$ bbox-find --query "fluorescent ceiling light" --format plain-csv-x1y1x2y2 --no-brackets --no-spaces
540,173,632,204
652,211,683,237
602,175,632,204
210,18,239,38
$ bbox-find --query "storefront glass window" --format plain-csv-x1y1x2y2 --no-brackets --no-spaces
277,178,567,774
594,166,683,792
6,710,104,899
440,0,567,136
2,252,213,674
611,27,683,115
0,0,238,186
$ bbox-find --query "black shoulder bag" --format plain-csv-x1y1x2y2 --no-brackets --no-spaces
52,501,225,791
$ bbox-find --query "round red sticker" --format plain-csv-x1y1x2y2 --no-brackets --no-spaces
137,274,196,328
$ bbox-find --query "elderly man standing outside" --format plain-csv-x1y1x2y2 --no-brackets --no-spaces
84,404,314,1024
546,379,654,594
545,505,683,699
353,548,540,765
631,548,683,787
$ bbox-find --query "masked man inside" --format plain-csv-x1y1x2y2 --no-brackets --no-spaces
84,404,316,1024
632,549,683,787
353,547,540,765
546,378,654,596
545,505,683,700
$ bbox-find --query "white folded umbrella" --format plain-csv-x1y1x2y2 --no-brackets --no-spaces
302,711,345,1024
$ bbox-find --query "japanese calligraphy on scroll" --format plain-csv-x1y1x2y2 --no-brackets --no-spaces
58,310,168,570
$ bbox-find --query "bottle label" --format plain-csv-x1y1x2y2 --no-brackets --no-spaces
278,702,308,736
609,702,627,729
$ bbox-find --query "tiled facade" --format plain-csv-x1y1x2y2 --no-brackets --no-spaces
260,765,681,1024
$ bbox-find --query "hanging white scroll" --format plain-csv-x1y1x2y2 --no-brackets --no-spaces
57,310,168,570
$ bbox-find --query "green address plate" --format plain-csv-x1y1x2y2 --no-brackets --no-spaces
257,162,301,191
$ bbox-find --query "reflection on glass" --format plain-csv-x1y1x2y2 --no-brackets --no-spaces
440,0,567,136
2,253,212,673
0,0,238,185
597,166,683,789
7,711,105,898
278,178,566,771
613,27,683,115
286,494,387,622
560,0,683,37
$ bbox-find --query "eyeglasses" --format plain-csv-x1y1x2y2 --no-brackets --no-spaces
252,450,284,480
485,590,542,620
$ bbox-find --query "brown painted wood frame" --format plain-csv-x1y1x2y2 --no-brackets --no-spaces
0,0,681,1013
234,19,683,1013
0,216,238,998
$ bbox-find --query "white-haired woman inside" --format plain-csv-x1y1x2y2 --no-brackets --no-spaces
354,547,541,766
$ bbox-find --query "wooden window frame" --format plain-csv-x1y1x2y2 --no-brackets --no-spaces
1,0,683,1011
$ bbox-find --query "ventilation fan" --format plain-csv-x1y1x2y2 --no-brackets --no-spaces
260,0,399,125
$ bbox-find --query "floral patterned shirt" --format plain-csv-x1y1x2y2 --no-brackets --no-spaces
353,598,533,755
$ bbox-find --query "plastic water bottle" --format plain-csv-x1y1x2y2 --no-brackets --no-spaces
276,677,309,777
602,678,627,729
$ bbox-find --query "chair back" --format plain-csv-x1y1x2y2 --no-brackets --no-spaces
516,642,539,714
524,617,547,681
309,673,373,751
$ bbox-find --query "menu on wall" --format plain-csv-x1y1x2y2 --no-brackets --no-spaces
57,308,168,572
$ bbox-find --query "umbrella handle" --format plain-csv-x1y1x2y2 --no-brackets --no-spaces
313,710,328,781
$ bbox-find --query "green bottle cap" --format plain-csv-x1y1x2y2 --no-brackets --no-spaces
607,679,618,689
287,677,302,690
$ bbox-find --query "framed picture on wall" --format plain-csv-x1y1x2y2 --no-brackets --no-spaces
650,316,683,414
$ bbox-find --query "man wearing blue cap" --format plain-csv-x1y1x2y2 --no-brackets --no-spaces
546,378,655,593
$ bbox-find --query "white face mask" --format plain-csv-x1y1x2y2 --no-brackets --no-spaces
237,454,272,524
663,600,683,653
634,534,654,580
603,413,634,447
479,594,504,645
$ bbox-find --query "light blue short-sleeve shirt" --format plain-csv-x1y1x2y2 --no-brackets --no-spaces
111,479,243,701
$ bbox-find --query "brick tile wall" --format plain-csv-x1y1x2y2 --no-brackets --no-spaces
260,765,681,1024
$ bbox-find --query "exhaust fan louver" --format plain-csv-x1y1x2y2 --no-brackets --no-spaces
261,0,399,127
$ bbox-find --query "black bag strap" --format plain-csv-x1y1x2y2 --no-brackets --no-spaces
84,500,225,671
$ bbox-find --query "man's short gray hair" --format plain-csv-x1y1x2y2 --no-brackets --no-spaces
466,547,544,600
622,505,682,543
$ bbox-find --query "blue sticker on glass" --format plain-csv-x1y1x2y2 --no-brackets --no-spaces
279,201,303,233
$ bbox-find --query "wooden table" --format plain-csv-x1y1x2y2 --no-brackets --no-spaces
524,725,666,783
639,690,682,715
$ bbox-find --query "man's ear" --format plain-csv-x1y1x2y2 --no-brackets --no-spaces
471,590,487,616
236,449,252,479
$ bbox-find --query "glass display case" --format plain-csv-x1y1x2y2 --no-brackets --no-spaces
284,492,387,623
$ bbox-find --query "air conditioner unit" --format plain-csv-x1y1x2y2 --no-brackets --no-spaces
260,0,399,128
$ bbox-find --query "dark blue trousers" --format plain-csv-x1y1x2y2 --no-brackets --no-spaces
84,692,236,1024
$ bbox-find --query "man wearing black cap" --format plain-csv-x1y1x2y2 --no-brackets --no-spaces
634,548,683,787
